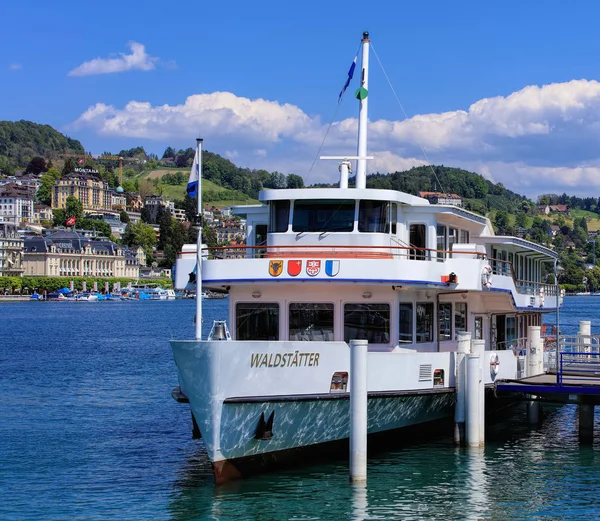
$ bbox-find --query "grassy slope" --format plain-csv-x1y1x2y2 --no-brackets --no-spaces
136,168,260,205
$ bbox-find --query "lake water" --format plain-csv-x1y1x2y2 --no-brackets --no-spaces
1,296,600,520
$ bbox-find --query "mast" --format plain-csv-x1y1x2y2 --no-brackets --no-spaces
195,138,203,340
356,31,370,190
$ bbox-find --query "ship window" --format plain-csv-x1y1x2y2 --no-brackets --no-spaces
292,200,354,233
269,201,290,233
398,302,413,343
460,230,469,243
409,224,427,260
437,225,447,261
416,302,434,343
358,200,390,233
455,302,467,338
289,303,334,341
236,302,279,340
449,228,457,257
438,302,452,341
344,303,390,344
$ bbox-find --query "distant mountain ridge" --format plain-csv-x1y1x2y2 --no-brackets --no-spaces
0,120,84,173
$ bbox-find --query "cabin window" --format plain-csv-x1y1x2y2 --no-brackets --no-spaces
391,203,397,234
474,316,483,340
344,303,390,344
409,224,427,260
292,199,355,233
460,230,469,243
255,224,267,258
449,228,457,257
398,303,413,343
416,302,434,343
289,303,334,341
358,200,390,233
437,225,447,261
270,200,290,233
455,302,467,338
236,303,279,341
438,303,452,341
506,316,516,345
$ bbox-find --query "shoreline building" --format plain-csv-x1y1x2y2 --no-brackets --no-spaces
0,221,24,276
23,230,140,279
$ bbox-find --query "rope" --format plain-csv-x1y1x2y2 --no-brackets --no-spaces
305,103,341,185
371,43,447,195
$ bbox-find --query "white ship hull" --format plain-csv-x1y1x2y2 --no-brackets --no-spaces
171,339,517,482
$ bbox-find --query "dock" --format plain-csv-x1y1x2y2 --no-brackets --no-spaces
495,323,600,440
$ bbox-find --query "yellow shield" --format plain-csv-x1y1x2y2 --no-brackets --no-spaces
269,260,283,277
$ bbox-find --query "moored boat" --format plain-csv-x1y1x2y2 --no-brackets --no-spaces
170,32,563,483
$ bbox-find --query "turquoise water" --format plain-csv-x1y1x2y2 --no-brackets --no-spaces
1,297,599,520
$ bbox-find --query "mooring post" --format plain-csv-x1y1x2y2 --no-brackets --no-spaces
472,339,486,444
466,353,482,447
349,339,368,482
455,332,472,445
526,325,543,424
579,403,594,443
579,320,591,354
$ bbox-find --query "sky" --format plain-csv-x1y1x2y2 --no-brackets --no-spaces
3,0,600,199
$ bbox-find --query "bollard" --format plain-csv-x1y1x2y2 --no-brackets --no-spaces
579,320,591,354
349,339,368,482
455,332,472,445
579,403,594,443
472,339,486,444
466,353,481,447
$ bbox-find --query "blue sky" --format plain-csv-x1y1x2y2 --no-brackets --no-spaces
3,0,600,197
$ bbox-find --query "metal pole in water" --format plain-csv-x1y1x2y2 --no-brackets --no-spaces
466,353,481,447
454,332,472,445
472,339,486,444
526,325,543,424
349,339,368,482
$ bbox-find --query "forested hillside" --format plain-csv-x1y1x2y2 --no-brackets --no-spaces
366,166,528,214
0,120,84,174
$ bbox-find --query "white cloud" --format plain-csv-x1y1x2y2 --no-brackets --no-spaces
9,64,22,70
68,42,158,77
72,79,600,196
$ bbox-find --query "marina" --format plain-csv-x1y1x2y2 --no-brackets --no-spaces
3,297,600,520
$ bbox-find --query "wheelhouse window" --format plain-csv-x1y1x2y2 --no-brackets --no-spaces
409,224,427,260
416,302,434,343
438,303,452,341
460,230,469,244
289,303,334,341
236,303,279,340
358,200,391,233
292,199,355,233
437,224,447,261
269,200,290,233
398,303,413,343
455,302,467,338
344,303,390,344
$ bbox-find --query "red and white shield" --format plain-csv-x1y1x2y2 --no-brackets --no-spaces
306,260,321,276
287,260,302,276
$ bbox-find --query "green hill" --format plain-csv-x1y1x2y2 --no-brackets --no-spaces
0,120,84,174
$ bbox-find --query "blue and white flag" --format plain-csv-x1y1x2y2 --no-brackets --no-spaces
187,149,199,198
338,54,357,103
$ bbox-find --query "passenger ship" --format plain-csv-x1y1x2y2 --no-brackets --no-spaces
170,32,561,483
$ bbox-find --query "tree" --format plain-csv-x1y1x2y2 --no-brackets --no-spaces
515,212,528,228
62,158,76,175
25,156,47,175
286,174,305,189
140,207,152,224
119,210,130,224
65,196,84,221
158,209,172,250
162,146,177,159
122,221,157,257
37,167,62,205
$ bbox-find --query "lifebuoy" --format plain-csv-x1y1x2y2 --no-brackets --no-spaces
490,353,500,378
481,265,493,289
